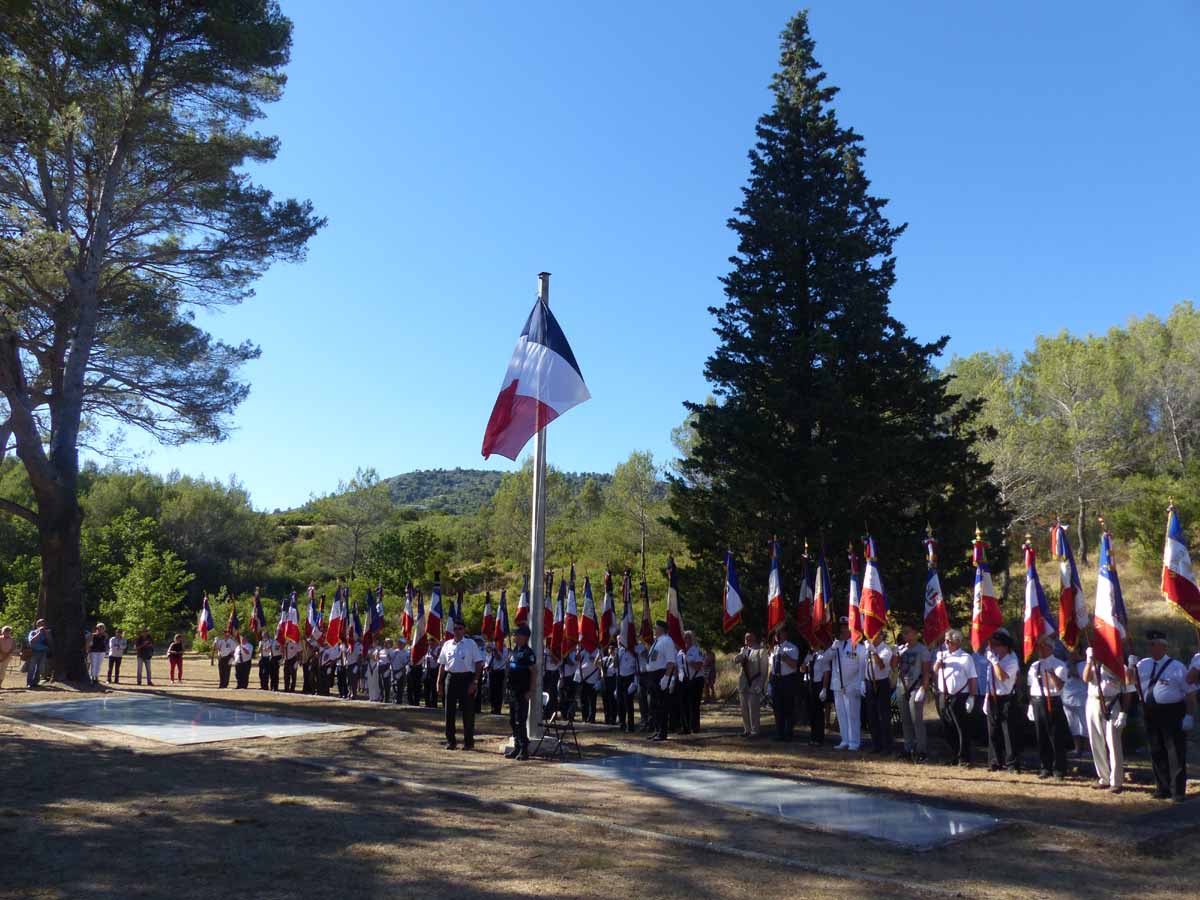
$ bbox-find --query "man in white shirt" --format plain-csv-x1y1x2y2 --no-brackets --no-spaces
932,628,977,766
1083,645,1134,792
283,638,301,692
895,625,930,760
233,634,254,689
821,618,867,751
1137,629,1197,801
683,631,705,733
864,637,895,754
983,630,1021,772
769,630,801,742
576,645,601,723
1028,634,1071,780
213,632,236,688
389,639,411,706
616,640,640,733
258,634,279,691
319,642,341,696
423,640,441,708
437,619,484,750
803,641,831,746
646,621,678,742
635,642,651,730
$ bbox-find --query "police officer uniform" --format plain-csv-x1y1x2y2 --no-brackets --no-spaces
1137,631,1197,800
506,626,536,760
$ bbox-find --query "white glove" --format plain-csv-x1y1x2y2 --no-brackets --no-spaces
965,695,975,714
627,683,637,696
1112,712,1127,730
1085,647,1093,660
913,687,925,704
1027,704,1035,722
659,674,670,691
819,688,828,703
859,681,868,698
1184,714,1195,732
1127,654,1139,671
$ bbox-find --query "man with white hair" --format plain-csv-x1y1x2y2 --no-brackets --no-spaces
932,629,977,767
821,617,866,751
1028,634,1071,780
1137,629,1197,801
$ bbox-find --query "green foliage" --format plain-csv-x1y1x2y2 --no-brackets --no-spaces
365,524,441,592
103,545,194,641
0,554,39,632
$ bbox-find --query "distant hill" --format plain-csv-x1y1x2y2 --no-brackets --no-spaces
381,467,611,515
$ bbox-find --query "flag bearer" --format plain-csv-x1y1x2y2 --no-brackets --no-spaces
896,624,931,761
1083,645,1133,792
487,641,509,714
1028,634,1071,780
616,639,639,732
932,628,977,766
823,617,867,751
864,635,895,754
1137,630,1197,801
214,631,236,688
802,640,830,746
983,630,1021,772
646,620,678,742
768,628,801,741
283,637,301,692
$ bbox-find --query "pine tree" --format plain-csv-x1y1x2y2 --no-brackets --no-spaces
668,12,1004,642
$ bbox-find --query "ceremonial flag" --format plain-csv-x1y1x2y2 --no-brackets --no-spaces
481,295,591,460
581,576,600,653
325,585,346,647
922,528,950,647
722,551,744,633
411,591,428,662
365,588,384,650
1022,536,1057,662
280,592,301,643
197,594,214,641
304,586,318,639
1161,504,1200,626
515,575,530,628
970,529,1004,652
551,577,566,657
495,589,509,649
564,566,580,653
481,593,495,640
308,593,324,644
811,548,833,649
639,578,653,645
543,571,555,644
795,546,815,646
600,571,616,640
227,603,240,636
847,543,863,645
1093,525,1128,679
665,556,685,649
620,570,637,649
349,599,365,647
401,582,415,642
860,534,888,643
275,593,289,643
249,588,266,637
1051,522,1088,648
428,574,444,643
766,538,785,636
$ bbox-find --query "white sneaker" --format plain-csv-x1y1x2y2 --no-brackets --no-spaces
835,742,849,750
848,745,860,751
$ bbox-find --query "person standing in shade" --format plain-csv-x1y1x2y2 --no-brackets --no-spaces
134,628,155,686
166,633,184,684
576,643,601,723
600,643,619,724
683,631,705,733
25,620,50,688
616,639,639,732
1062,646,1089,758
822,618,867,752
896,624,931,761
983,630,1021,772
1028,634,1072,780
505,625,535,760
213,630,236,688
258,632,279,690
423,637,440,708
735,631,768,738
863,636,895,754
635,639,652,730
233,633,254,689
560,645,579,714
542,645,560,717
802,641,830,746
932,629,977,767
646,620,678,742
283,637,301,692
437,619,484,750
389,638,411,705
768,629,800,741
106,628,127,684
1083,645,1134,793
0,626,14,689
486,641,509,714
1137,630,1197,801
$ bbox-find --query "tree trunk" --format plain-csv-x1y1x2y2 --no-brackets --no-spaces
37,494,86,683
1076,496,1088,566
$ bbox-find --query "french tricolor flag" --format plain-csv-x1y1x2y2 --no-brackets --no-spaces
564,566,580,654
495,589,509,649
1051,522,1087,648
665,556,685,649
766,539,785,635
811,549,833,649
410,592,428,662
1161,504,1200,626
970,530,1003,652
543,572,555,644
581,576,600,654
619,570,637,649
428,575,444,643
400,581,415,642
197,594,214,641
600,571,616,641
325,586,346,647
847,543,863,645
860,535,888,643
481,296,590,461
481,592,495,641
722,551,744,633
515,576,530,628
551,577,566,657
1093,527,1128,679
1022,539,1057,662
795,551,815,647
922,531,950,647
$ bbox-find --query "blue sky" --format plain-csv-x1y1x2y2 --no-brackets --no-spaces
112,1,1200,511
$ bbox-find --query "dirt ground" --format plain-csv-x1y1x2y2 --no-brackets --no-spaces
1,654,1197,899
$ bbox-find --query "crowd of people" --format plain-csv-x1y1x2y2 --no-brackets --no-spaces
734,616,1199,802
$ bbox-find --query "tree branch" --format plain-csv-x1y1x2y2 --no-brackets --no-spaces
0,497,38,525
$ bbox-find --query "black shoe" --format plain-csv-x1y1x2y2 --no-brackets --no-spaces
463,743,474,751
444,743,457,751
917,753,929,763
504,747,519,759
1037,770,1051,779
989,764,1001,772
1171,794,1185,803
517,750,530,760
1053,773,1065,782
1152,789,1170,800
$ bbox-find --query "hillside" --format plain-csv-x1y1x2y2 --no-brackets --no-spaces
381,467,611,515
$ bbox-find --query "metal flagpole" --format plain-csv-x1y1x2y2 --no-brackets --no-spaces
527,271,551,742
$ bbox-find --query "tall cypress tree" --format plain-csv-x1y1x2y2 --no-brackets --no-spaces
669,12,1004,643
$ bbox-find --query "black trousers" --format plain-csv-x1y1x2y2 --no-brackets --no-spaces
445,672,476,747
941,693,971,763
688,676,704,732
602,676,617,724
808,681,825,743
284,657,298,692
1144,700,1187,797
319,664,335,696
542,669,559,716
560,676,577,714
489,669,506,713
424,667,438,707
1032,695,1071,775
649,673,670,738
616,674,637,731
337,664,349,698
580,681,598,722
234,660,251,689
218,655,232,688
987,694,1021,769
407,667,422,705
771,674,799,740
107,657,122,682
867,678,892,753
259,657,271,689
301,659,316,694
509,689,529,751
638,673,652,727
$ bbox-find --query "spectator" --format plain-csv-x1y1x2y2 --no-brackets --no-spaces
107,629,127,683
26,619,51,688
167,634,185,683
134,628,155,686
87,623,108,686
0,625,14,689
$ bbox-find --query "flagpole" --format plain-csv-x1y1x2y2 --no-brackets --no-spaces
527,271,551,742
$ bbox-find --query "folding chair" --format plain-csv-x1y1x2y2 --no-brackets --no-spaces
533,693,582,760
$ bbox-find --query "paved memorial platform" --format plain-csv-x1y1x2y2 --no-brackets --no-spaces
568,753,1001,849
18,694,353,745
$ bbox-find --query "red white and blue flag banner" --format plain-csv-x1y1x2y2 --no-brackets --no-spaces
349,600,365,647
970,530,1003,651
1093,527,1128,679
307,592,323,643
227,604,240,636
639,578,653,646
551,577,566,657
495,589,509,649
401,582,415,642
515,576,530,628
811,549,833,649
197,594,215,641
665,556,685,649
795,549,815,646
365,588,384,650
279,592,301,643
411,592,428,661
722,551,744,633
847,543,863,645
922,531,950,647
620,570,637,649
543,571,555,644
481,296,590,461
766,539,785,636
428,575,444,643
564,566,580,654
581,576,600,653
481,593,495,641
1050,522,1088,648
325,586,346,646
860,535,888,643
600,571,617,640
1022,538,1057,662
250,588,266,637
1161,504,1200,627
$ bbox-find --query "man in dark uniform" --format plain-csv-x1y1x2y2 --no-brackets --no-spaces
506,625,536,760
